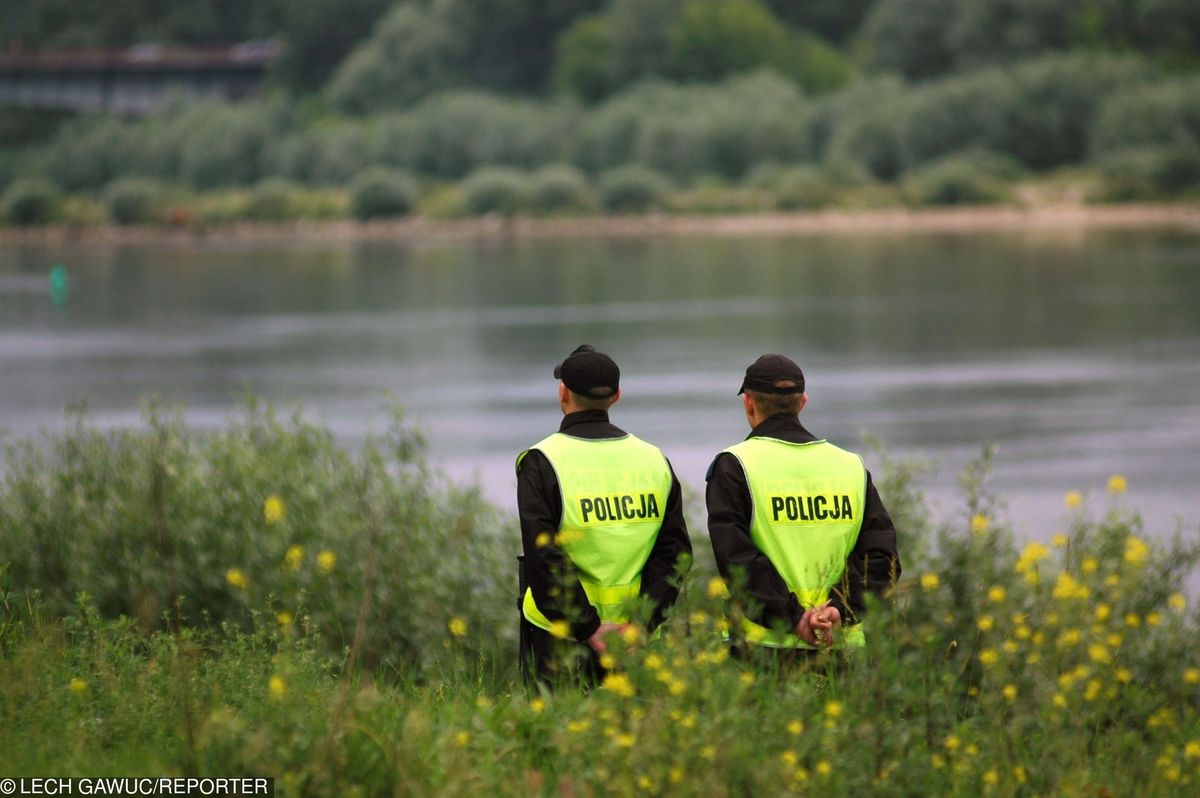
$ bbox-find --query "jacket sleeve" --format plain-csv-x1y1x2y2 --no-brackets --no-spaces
826,470,902,625
705,452,804,631
638,460,692,632
517,449,601,641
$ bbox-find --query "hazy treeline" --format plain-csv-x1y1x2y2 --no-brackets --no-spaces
2,0,1199,222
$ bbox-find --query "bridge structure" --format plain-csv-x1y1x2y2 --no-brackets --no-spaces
0,41,279,115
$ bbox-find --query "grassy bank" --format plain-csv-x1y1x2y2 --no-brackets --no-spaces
1,408,1198,795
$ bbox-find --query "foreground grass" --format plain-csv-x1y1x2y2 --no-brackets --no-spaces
1,410,1198,796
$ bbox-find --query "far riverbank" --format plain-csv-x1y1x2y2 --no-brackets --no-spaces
2,202,1199,247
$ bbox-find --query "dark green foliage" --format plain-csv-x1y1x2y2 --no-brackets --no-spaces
859,0,957,80
554,15,617,102
349,167,416,220
598,165,671,213
529,164,595,214
2,178,61,225
1090,78,1200,158
772,166,837,210
267,126,370,186
1098,146,1200,200
271,0,393,93
666,0,790,82
902,152,1018,205
460,167,532,216
102,177,163,225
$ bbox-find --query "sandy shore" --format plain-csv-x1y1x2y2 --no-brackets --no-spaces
2,203,1199,247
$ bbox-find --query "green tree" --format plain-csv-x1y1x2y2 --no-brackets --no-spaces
667,0,790,82
272,0,393,93
554,15,615,102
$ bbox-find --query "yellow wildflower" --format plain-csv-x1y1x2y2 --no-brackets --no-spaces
707,576,729,599
977,615,994,632
700,746,715,761
1052,572,1089,601
979,649,999,667
1104,573,1120,587
1184,668,1199,685
644,653,663,670
1031,631,1045,646
529,698,546,713
965,743,979,757
1146,611,1162,627
931,754,946,769
970,514,989,536
690,610,710,626
920,573,940,591
987,586,1006,603
944,735,961,751
620,626,641,644
69,677,88,694
263,495,285,525
983,770,999,786
1124,536,1149,566
669,768,684,784
534,532,551,548
316,549,336,574
283,544,304,571
269,676,286,699
668,679,686,696
1052,532,1068,547
1057,629,1082,648
740,671,755,686
816,761,832,777
1125,613,1141,628
787,720,804,736
1094,603,1111,622
1081,557,1098,573
225,568,248,590
1169,592,1186,611
548,620,571,640
1002,640,1019,654
615,733,636,748
1015,625,1031,640
447,617,468,637
601,672,636,698
1002,684,1017,702
1115,668,1132,684
276,611,293,627
1184,740,1200,760
1064,490,1082,509
1013,765,1027,784
455,731,470,747
1052,693,1067,708
1084,680,1101,702
825,700,843,719
1015,542,1050,573
780,751,798,767
599,654,616,670
1087,643,1110,664
1107,474,1127,494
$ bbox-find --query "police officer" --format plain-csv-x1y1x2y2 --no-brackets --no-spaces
706,354,900,657
518,345,691,686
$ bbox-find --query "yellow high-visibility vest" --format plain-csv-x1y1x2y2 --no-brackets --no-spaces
518,432,673,634
722,436,867,649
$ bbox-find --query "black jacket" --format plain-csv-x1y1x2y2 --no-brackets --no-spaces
706,413,901,632
517,410,692,640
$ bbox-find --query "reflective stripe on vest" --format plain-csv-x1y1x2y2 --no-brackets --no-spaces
518,432,673,634
724,436,867,649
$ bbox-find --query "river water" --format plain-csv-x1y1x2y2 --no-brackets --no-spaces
2,229,1198,539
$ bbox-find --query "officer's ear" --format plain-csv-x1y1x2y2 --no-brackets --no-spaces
558,382,569,406
609,388,621,407
797,392,809,414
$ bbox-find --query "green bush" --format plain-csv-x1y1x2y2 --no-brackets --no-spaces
772,166,836,210
268,126,371,186
460,167,532,216
349,167,417,220
0,403,515,677
573,72,811,180
1097,147,1200,201
245,179,301,221
46,116,149,191
666,0,790,82
598,165,671,213
902,152,1014,206
554,14,616,102
3,178,61,225
176,103,286,190
529,164,595,214
373,92,576,179
102,178,164,225
1091,78,1200,159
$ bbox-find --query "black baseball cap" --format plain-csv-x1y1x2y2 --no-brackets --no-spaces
554,344,620,399
737,354,806,395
